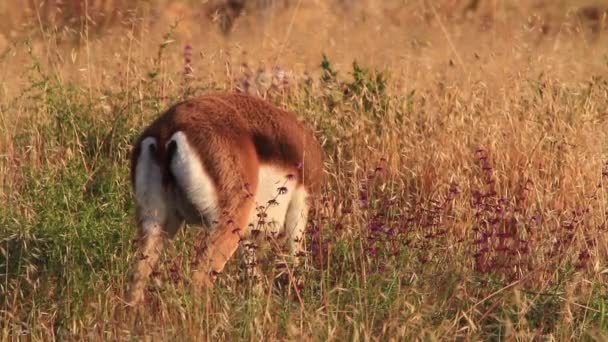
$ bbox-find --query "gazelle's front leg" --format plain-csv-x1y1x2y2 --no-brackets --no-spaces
240,236,261,282
285,187,310,265
273,186,310,290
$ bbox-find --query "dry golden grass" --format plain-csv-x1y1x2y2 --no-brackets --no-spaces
1,0,608,340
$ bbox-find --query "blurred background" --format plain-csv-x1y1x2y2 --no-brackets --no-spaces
1,1,606,67
1,1,606,43
1,1,606,39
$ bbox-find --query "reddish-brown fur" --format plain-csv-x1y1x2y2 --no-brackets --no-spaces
126,92,324,304
130,93,324,203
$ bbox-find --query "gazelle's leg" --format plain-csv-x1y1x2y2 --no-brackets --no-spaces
191,199,256,290
239,233,261,282
126,137,183,305
276,186,310,289
284,187,310,263
190,138,259,291
126,213,183,305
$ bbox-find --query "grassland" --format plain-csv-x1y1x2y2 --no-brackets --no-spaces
1,1,608,340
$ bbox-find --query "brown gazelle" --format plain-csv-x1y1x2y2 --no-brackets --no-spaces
126,93,324,305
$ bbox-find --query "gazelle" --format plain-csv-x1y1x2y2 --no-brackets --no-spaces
126,93,324,305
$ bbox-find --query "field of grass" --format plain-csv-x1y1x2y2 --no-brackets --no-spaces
1,1,608,340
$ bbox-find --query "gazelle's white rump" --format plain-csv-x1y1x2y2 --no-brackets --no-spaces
247,165,299,235
168,131,219,224
134,137,166,233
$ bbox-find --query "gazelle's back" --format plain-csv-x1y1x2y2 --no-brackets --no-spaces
222,93,324,191
130,93,324,194
127,92,324,305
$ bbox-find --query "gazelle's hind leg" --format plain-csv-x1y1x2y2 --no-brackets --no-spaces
126,137,184,305
191,196,257,290
126,213,183,306
189,139,260,292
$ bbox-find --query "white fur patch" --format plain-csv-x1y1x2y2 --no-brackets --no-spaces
248,165,299,235
284,187,309,254
168,131,218,223
135,137,166,233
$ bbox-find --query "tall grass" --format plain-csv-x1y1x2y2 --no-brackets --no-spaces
1,1,608,340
